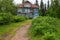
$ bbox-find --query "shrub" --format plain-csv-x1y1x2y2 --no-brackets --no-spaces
0,13,27,25
13,16,27,22
29,16,60,40
0,13,13,25
45,36,55,40
0,16,3,25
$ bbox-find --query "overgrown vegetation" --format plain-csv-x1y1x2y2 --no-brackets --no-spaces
0,0,27,25
29,0,60,40
0,0,60,40
0,0,16,15
0,13,27,40
0,13,13,25
46,0,60,18
13,16,27,22
0,13,27,25
29,16,60,40
0,0,28,40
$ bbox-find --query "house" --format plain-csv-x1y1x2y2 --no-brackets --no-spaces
16,0,39,18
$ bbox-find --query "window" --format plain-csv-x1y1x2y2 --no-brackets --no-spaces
17,8,22,12
27,9,30,12
24,8,30,13
25,9,27,12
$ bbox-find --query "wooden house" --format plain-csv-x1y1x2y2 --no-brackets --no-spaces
16,0,39,18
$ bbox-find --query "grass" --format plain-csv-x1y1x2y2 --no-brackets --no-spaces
0,20,32,40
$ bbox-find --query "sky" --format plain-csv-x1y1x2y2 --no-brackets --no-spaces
14,0,51,5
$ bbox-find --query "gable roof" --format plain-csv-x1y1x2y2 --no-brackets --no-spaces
16,1,39,8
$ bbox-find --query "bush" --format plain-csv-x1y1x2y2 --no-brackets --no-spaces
0,13,13,25
44,36,55,40
29,16,60,40
0,16,3,24
0,13,27,25
13,16,27,22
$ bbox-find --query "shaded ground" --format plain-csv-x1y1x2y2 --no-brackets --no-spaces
11,23,31,40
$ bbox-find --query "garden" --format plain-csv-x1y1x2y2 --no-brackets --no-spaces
0,0,60,40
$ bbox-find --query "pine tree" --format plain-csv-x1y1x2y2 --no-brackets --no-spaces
44,4,46,12
46,0,60,18
40,0,43,9
44,4,46,16
47,0,49,8
35,0,39,6
51,0,54,6
40,0,45,16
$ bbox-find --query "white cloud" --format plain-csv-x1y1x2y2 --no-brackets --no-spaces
14,0,51,5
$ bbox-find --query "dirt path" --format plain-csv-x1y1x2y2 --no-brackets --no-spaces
11,23,31,40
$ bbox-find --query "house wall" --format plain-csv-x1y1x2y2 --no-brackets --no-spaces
24,3,31,7
33,8,39,18
24,8,31,13
17,8,39,18
17,8,22,13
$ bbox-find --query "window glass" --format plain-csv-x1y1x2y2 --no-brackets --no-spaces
27,9,30,12
17,8,22,12
25,9,27,12
24,8,30,13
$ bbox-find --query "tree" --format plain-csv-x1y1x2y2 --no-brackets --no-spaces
46,0,60,18
44,4,46,15
35,0,39,6
0,0,16,15
51,0,54,7
44,4,46,11
40,0,45,16
0,0,2,12
47,0,49,8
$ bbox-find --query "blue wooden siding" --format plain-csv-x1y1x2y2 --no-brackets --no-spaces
17,8,39,18
33,9,39,18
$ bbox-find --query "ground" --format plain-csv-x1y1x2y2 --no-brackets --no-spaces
11,23,31,40
0,20,31,40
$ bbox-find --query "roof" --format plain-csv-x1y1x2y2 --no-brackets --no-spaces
16,1,39,8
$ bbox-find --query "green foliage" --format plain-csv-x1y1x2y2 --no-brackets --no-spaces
0,0,16,15
29,16,60,40
0,13,27,25
44,36,55,40
13,16,27,22
40,0,45,16
0,13,13,25
46,0,60,18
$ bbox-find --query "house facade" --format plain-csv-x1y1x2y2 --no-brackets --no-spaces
16,0,39,18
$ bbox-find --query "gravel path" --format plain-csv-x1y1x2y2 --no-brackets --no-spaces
11,23,31,40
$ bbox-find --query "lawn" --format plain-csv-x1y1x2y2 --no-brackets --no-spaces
0,20,31,40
